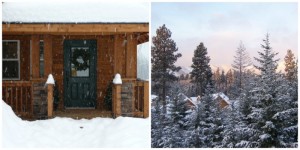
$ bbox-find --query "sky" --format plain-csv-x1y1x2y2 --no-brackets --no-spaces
151,2,298,72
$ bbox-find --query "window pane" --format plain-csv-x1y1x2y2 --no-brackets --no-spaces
2,41,18,59
40,61,44,77
3,61,19,79
71,47,90,77
40,41,44,60
40,41,44,77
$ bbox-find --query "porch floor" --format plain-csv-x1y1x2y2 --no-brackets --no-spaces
53,109,113,119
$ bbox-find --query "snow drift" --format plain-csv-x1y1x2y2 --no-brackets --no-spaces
2,101,150,148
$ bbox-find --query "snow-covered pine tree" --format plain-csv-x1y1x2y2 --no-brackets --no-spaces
227,72,259,148
151,96,171,148
151,97,162,147
190,42,213,96
188,83,223,147
271,74,298,147
247,33,280,147
151,24,182,114
104,82,113,110
168,87,190,127
163,86,190,147
232,41,252,92
284,49,297,81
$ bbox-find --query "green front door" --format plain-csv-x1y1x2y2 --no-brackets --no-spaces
64,40,97,108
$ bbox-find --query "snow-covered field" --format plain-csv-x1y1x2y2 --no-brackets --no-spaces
2,101,150,148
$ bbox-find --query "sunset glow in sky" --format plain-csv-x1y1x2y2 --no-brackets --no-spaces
151,2,298,72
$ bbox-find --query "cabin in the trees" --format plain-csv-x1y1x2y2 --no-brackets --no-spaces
212,92,230,108
179,93,230,110
2,3,149,119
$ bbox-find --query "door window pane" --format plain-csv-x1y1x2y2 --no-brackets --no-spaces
71,47,90,77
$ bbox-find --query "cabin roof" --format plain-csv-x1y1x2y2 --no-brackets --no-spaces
2,2,149,24
212,92,230,104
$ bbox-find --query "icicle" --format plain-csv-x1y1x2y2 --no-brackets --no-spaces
114,28,117,32
47,24,50,31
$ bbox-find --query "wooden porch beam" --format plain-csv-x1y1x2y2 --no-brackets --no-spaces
113,35,125,76
31,35,40,79
3,23,149,34
125,34,137,78
44,35,53,77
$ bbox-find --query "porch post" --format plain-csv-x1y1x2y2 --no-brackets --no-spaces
44,35,53,76
143,81,149,118
46,74,55,118
112,74,122,118
31,35,40,78
125,34,137,78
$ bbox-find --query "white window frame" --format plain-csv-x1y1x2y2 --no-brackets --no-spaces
2,40,20,80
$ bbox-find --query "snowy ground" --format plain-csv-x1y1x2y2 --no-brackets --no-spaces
2,101,150,148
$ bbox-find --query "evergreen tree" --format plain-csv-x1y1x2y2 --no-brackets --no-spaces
53,81,60,111
164,86,190,147
190,42,213,96
185,74,189,80
271,74,298,147
232,41,252,92
220,70,226,92
152,24,182,113
179,74,185,80
189,83,223,147
213,67,221,91
284,49,297,81
225,69,234,94
248,33,280,147
104,82,113,110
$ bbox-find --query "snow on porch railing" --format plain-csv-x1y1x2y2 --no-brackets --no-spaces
2,81,33,117
112,74,149,118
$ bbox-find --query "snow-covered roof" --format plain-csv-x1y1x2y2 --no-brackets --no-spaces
178,93,189,101
2,2,149,23
151,95,158,101
212,92,230,104
189,97,199,106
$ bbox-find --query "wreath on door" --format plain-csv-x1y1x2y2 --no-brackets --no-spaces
71,48,90,71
